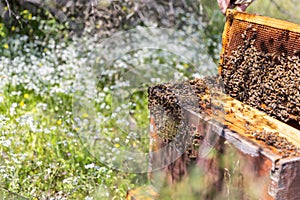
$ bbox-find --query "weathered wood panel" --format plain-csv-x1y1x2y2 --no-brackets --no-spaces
145,81,300,199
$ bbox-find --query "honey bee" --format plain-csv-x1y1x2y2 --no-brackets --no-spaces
221,26,300,126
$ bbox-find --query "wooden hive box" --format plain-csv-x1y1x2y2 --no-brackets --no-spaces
146,78,300,200
127,10,300,200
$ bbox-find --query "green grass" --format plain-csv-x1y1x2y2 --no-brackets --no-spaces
0,37,207,198
0,36,151,198
0,86,141,199
0,2,223,199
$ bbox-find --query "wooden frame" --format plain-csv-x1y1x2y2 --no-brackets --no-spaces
147,88,300,199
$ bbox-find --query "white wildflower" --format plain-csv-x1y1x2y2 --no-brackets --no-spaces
10,103,17,116
37,161,43,166
84,163,95,169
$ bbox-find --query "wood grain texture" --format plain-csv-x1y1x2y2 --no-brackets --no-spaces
226,10,300,32
147,85,300,199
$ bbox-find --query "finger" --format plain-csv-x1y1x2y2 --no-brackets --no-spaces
237,4,249,12
217,0,231,15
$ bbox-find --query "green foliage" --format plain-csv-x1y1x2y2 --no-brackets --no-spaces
0,0,229,199
0,7,69,59
201,0,225,63
1,7,68,40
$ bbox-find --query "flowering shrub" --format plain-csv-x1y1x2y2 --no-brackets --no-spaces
0,26,220,199
0,0,224,199
0,33,141,199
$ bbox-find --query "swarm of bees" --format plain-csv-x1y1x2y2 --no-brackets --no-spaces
250,130,300,158
148,81,195,143
149,31,300,159
221,27,300,125
148,76,300,158
148,77,223,160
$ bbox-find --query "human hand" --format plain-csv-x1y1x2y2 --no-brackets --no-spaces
217,0,254,15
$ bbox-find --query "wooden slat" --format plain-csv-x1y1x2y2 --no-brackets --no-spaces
226,10,300,32
224,96,300,145
192,93,300,158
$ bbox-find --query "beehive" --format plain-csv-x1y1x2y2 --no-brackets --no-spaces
220,10,300,126
128,10,300,200
146,78,300,200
